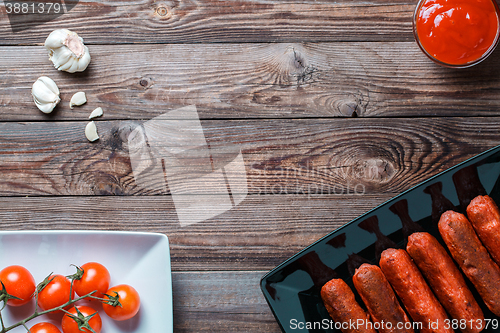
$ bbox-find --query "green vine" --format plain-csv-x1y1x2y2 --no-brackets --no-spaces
0,269,113,333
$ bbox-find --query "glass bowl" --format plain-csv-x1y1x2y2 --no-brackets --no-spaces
413,0,500,68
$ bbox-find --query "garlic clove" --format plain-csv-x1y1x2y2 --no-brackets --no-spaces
44,29,69,49
45,29,91,73
51,48,73,69
32,82,58,104
58,59,74,72
36,101,59,114
31,76,60,114
67,61,80,74
37,76,59,95
77,51,91,71
32,78,60,104
85,121,99,142
89,107,103,119
69,92,87,109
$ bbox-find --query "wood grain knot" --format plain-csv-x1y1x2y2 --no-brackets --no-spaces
259,44,316,87
105,121,141,152
329,145,397,189
153,2,176,19
353,158,395,183
139,78,152,89
156,6,169,16
335,98,363,117
252,92,282,104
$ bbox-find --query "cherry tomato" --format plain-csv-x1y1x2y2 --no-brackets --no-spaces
29,322,62,333
102,284,140,321
0,265,36,306
61,305,102,333
72,262,110,298
37,274,74,311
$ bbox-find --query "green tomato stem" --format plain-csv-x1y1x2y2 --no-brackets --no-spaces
0,309,5,331
0,290,97,333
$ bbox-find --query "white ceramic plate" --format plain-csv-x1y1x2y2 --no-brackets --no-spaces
0,230,173,332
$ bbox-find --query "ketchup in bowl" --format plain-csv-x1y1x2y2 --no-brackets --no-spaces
413,0,500,67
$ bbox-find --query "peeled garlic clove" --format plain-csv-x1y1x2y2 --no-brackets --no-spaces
31,76,60,114
45,29,91,73
85,121,99,142
89,107,103,119
70,92,87,109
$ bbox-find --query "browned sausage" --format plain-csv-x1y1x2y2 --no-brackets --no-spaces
407,232,484,333
379,248,452,333
467,195,500,265
438,210,500,316
353,263,414,333
321,278,376,333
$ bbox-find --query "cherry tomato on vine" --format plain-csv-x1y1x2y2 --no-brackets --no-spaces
71,262,110,299
102,284,140,321
37,274,74,311
29,322,62,333
0,265,36,306
61,305,102,333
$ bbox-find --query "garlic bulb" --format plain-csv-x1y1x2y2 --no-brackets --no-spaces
45,29,91,73
31,76,60,114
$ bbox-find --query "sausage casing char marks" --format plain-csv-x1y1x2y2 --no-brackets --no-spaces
407,232,484,333
321,279,376,333
467,195,500,265
439,210,500,316
353,263,414,333
379,248,453,333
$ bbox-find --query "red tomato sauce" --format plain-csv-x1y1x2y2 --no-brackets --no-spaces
415,0,500,66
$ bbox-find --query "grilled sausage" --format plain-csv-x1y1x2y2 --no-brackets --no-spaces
353,263,414,333
321,279,376,333
379,248,452,333
438,210,500,316
407,232,484,333
467,195,500,265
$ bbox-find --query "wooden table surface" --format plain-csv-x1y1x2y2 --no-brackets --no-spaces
2,1,500,332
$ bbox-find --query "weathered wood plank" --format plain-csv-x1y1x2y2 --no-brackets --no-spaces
0,0,412,44
2,43,500,121
0,117,498,197
172,271,280,332
0,194,391,270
